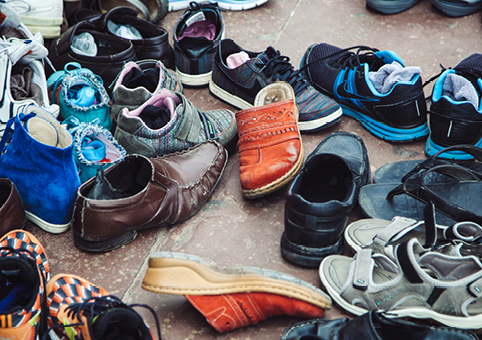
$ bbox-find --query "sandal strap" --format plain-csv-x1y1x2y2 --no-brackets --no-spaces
353,248,372,290
387,164,482,223
401,145,482,182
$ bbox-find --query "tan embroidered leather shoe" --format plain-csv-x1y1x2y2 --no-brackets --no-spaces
236,82,303,199
72,140,227,252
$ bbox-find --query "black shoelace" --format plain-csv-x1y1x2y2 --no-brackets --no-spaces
299,45,381,72
257,50,310,94
186,1,225,13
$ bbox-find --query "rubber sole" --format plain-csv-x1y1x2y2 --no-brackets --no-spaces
176,68,212,87
209,79,253,110
366,0,421,14
425,136,479,160
142,251,332,309
342,104,429,143
431,0,482,16
280,232,346,268
26,211,71,234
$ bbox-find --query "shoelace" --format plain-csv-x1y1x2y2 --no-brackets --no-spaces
421,64,482,103
0,0,31,14
257,50,310,94
299,45,382,73
44,295,162,340
186,1,225,14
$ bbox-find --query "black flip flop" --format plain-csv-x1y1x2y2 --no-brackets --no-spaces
373,145,482,183
360,164,482,226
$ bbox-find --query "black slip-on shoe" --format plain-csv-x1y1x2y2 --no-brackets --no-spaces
281,132,370,268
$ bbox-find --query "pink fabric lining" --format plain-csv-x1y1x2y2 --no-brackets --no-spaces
124,89,180,120
226,51,250,69
179,21,216,40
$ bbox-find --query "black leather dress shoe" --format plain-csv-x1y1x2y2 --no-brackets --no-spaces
88,7,174,69
281,311,478,340
281,132,370,267
48,20,137,88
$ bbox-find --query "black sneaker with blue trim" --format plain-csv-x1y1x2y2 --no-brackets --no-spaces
300,43,429,143
425,54,482,160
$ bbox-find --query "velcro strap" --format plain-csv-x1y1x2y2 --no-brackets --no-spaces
372,217,418,246
396,240,423,284
468,277,482,297
175,101,202,143
353,248,372,290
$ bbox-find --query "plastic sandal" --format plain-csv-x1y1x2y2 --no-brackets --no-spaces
359,164,482,226
373,144,482,184
320,238,482,329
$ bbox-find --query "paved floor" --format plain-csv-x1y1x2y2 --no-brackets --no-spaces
28,1,482,339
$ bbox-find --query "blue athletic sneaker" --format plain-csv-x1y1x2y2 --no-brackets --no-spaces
168,0,268,11
425,54,482,160
300,43,429,142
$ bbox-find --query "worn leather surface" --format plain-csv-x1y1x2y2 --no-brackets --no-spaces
236,82,302,196
72,140,227,240
186,292,325,333
0,179,26,238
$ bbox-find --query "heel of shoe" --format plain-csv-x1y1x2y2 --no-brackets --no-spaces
73,230,138,252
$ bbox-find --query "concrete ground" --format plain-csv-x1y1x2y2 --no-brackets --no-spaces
29,0,482,339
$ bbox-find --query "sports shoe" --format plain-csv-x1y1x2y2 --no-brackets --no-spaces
15,0,64,38
0,29,59,133
425,54,482,160
47,62,112,131
142,252,331,333
431,0,482,16
0,229,50,340
111,59,183,127
114,88,236,156
173,1,224,86
0,104,81,234
210,39,343,132
366,0,422,14
300,43,429,142
168,0,268,11
46,274,161,340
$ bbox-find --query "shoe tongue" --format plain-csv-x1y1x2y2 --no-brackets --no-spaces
0,256,37,313
124,67,159,93
91,307,143,340
256,46,278,65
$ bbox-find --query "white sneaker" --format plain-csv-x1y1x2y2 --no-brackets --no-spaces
0,30,59,134
8,0,63,38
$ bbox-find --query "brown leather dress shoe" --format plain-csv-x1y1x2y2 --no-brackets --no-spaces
0,179,26,237
236,82,304,199
72,140,228,252
47,20,137,88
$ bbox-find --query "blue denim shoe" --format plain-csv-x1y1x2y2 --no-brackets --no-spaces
47,62,111,131
168,0,268,11
300,43,429,142
174,2,224,86
210,39,343,132
0,104,81,233
64,117,126,183
425,54,482,160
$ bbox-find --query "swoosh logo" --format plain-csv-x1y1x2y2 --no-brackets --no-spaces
216,60,264,104
335,70,379,103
